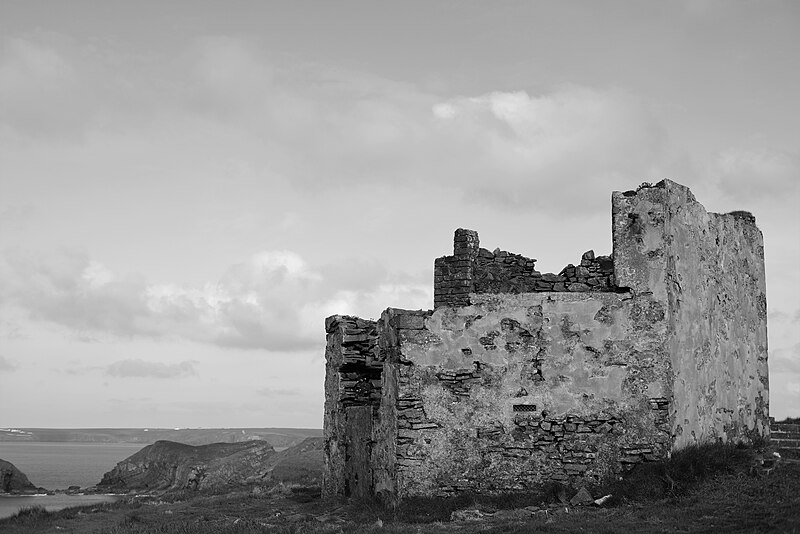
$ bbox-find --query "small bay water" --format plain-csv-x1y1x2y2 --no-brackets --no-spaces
0,441,145,519
0,494,123,520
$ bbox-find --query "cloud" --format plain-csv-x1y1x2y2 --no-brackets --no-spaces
0,247,430,352
209,62,676,213
256,387,300,398
426,87,674,210
104,359,197,379
769,308,800,325
712,147,800,202
771,343,800,375
0,204,35,230
0,35,85,137
184,40,678,213
0,248,154,337
0,355,17,372
1,32,681,216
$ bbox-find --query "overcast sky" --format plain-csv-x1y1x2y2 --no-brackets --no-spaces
1,1,798,428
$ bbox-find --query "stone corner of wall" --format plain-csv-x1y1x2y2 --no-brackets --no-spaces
454,227,479,239
612,178,686,204
325,314,378,334
716,210,759,226
325,315,345,333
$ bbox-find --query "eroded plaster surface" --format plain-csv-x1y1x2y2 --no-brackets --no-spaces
379,293,673,498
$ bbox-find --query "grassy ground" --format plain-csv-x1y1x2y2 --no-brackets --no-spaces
1,443,798,533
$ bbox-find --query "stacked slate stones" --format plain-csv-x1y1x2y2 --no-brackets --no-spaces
433,229,479,308
770,418,800,460
331,317,382,407
473,249,617,294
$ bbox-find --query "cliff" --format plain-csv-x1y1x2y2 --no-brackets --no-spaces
97,437,323,491
0,458,38,493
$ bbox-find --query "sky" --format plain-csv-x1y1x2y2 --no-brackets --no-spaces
1,1,798,428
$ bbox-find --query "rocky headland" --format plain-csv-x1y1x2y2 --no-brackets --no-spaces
97,437,323,492
0,458,39,494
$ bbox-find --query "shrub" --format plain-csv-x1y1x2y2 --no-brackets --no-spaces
13,505,49,519
606,441,755,503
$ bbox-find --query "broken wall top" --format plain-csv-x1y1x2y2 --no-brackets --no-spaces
433,179,763,310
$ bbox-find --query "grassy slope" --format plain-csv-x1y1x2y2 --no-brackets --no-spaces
1,444,798,533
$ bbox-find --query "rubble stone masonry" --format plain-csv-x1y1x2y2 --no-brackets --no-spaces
323,179,769,504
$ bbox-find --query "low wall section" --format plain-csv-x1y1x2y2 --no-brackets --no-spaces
771,420,800,460
375,290,672,500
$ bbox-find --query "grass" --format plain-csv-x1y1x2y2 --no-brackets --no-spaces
1,442,797,533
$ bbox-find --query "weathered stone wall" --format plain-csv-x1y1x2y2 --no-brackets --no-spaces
377,293,672,501
434,230,618,309
322,316,381,498
612,181,769,447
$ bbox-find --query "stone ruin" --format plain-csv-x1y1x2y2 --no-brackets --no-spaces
322,179,769,504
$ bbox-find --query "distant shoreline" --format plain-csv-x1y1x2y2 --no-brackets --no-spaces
0,428,322,445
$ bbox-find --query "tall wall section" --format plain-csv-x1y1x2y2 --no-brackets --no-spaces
613,180,769,447
322,316,382,499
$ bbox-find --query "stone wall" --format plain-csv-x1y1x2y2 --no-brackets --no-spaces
322,316,381,498
434,230,619,309
375,293,671,500
433,229,479,308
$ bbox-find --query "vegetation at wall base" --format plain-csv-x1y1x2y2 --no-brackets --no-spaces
1,442,797,533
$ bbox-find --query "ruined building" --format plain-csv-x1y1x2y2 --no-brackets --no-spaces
322,180,769,503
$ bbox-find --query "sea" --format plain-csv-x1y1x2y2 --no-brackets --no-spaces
0,441,145,520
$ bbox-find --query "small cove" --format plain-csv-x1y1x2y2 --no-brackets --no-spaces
0,441,144,519
0,441,145,490
0,493,124,519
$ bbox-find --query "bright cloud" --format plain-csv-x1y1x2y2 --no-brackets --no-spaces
0,248,429,352
427,87,674,209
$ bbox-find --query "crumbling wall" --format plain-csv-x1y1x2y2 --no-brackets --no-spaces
612,181,769,447
379,293,671,500
322,316,381,498
323,179,769,504
434,230,618,309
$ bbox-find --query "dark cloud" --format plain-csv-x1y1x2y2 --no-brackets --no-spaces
1,33,681,217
